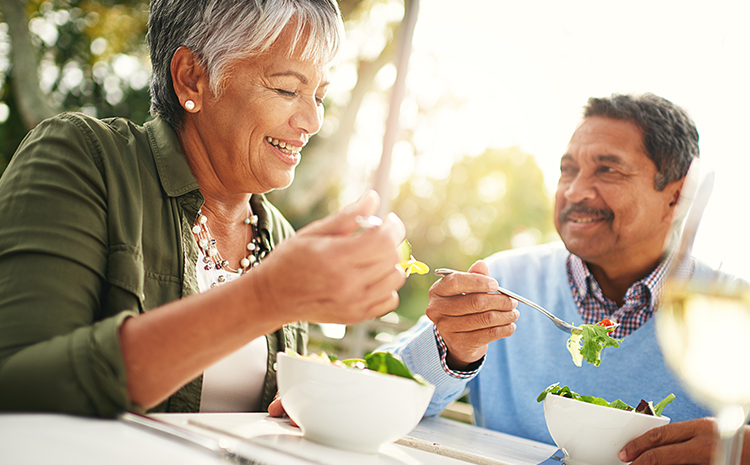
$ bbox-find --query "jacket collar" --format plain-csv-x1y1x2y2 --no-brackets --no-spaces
145,117,201,198
145,117,275,236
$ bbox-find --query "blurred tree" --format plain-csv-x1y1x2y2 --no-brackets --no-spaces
391,146,558,322
0,0,152,170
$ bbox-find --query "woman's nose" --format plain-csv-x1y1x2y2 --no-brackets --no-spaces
291,98,324,136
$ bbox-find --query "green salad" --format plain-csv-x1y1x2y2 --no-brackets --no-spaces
286,349,431,387
537,383,675,417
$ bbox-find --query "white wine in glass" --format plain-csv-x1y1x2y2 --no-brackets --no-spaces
656,170,750,465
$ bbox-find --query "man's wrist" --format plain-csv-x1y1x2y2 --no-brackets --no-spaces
446,351,483,372
433,325,484,379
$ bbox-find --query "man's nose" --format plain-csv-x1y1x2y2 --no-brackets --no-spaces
563,174,597,203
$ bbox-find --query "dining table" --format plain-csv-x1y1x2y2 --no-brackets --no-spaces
0,411,561,465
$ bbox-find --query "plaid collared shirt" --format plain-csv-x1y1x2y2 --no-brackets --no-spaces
567,251,694,339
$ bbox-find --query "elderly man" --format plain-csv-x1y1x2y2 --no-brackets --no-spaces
384,93,749,464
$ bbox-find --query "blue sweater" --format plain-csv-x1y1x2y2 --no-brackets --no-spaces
386,242,712,445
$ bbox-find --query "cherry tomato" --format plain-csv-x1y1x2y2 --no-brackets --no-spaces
597,318,617,332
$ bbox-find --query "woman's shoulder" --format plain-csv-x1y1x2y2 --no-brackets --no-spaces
27,112,149,149
11,112,160,187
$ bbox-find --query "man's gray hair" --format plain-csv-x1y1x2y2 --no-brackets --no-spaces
148,0,344,131
583,93,700,191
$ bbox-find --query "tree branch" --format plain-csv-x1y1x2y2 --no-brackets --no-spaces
0,0,57,130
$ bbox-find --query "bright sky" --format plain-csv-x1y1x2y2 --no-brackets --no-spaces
412,0,749,186
399,0,749,274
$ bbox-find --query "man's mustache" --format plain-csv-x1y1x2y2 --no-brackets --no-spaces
559,203,614,223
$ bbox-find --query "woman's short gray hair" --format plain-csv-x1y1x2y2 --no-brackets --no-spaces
148,0,344,131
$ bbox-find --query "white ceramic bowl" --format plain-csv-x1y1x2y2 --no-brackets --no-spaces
276,352,435,453
543,393,670,465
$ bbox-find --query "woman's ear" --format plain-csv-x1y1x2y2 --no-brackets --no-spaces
171,46,206,113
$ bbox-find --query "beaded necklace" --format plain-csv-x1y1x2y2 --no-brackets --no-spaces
192,204,265,288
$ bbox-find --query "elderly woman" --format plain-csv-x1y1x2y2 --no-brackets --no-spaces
0,0,405,417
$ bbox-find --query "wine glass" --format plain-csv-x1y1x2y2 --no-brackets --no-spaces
656,165,750,465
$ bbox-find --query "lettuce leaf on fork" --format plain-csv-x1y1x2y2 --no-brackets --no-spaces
567,319,620,367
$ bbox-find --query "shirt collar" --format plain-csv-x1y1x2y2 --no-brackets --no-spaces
567,251,680,310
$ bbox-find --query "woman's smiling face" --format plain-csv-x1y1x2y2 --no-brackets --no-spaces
188,27,330,194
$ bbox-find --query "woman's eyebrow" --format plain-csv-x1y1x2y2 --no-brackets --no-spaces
269,70,330,88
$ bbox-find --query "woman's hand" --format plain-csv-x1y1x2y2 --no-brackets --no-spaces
268,393,297,427
619,419,750,464
251,190,407,325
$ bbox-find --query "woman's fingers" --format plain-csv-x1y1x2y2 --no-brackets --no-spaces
267,395,285,417
267,395,298,427
296,190,380,237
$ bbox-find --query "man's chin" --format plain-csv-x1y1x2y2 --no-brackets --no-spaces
560,235,607,262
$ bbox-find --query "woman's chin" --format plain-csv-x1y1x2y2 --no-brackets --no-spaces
261,171,296,192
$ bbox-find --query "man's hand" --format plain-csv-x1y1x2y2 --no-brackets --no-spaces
619,419,750,464
426,260,519,370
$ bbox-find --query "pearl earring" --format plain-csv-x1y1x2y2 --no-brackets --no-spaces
184,100,195,111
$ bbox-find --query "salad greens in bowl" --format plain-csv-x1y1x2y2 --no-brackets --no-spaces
539,384,673,465
276,350,434,453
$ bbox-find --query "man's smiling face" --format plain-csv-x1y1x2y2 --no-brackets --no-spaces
554,116,681,269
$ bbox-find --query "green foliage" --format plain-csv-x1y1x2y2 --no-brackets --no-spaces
391,147,556,321
0,0,151,164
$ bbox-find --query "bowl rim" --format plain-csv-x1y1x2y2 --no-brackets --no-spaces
543,392,671,423
276,351,435,392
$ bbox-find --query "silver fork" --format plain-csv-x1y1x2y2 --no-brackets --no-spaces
434,268,583,335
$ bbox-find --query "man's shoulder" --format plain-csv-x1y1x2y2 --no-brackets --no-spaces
485,241,568,266
484,241,569,285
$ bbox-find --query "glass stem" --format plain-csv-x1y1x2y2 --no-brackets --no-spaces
713,406,746,465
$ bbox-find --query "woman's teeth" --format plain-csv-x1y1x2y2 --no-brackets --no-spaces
266,137,300,155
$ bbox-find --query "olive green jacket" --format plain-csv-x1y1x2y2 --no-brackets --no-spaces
0,112,305,417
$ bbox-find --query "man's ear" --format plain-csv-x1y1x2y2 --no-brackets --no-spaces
670,158,701,223
171,46,206,112
669,185,682,208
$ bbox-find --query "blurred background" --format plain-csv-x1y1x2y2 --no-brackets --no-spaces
1,0,748,359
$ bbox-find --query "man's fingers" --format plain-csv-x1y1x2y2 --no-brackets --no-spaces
437,309,520,334
428,292,516,318
467,260,489,276
432,271,498,297
620,418,717,464
445,322,517,347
